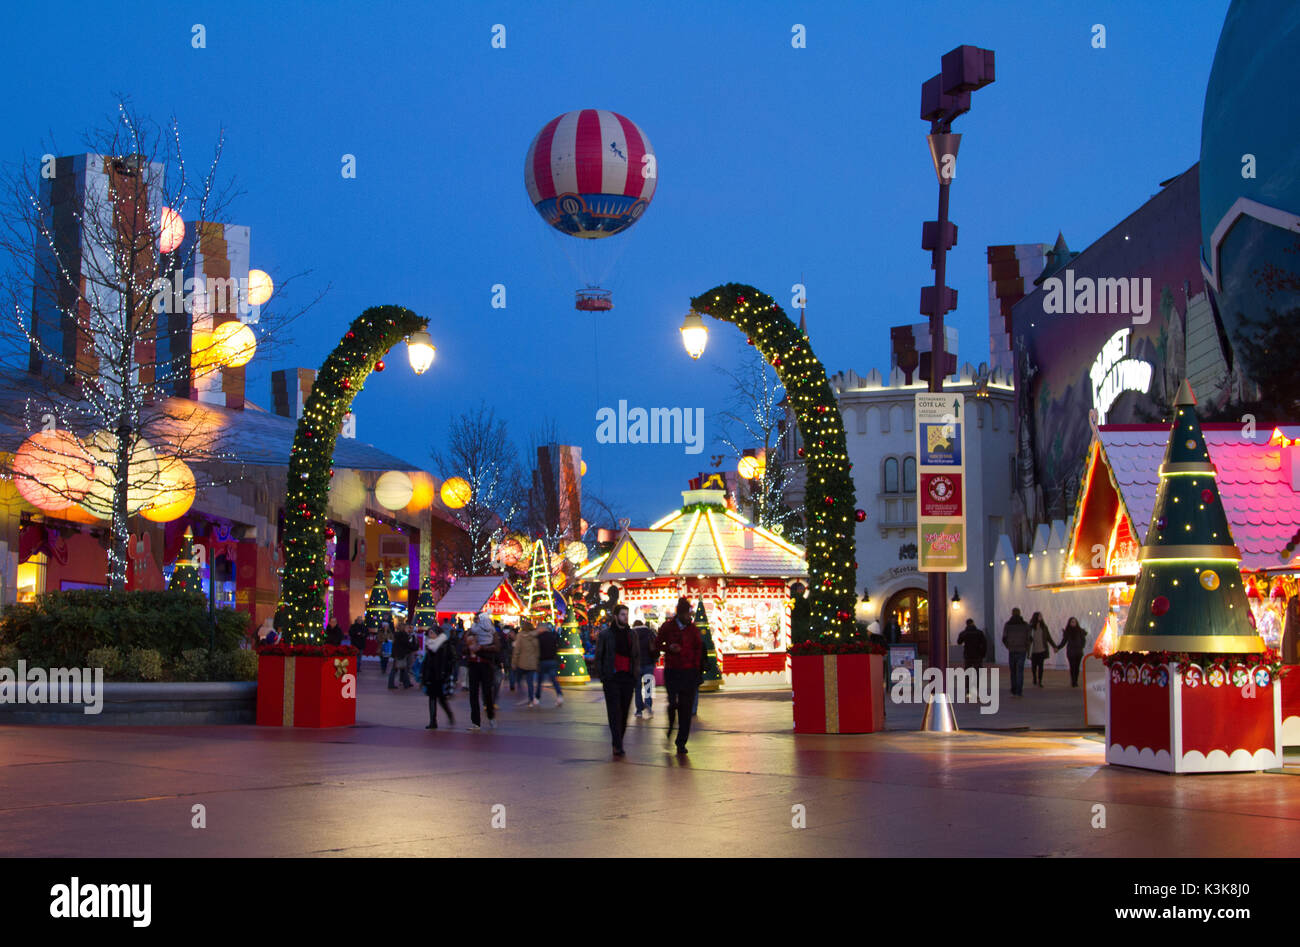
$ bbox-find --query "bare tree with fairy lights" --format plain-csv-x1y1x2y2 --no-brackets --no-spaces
0,102,313,590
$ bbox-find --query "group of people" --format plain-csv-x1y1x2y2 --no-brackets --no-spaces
995,609,1089,696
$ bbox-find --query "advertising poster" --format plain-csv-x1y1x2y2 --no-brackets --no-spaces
915,393,967,573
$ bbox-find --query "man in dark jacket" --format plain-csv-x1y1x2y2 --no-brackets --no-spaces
388,622,415,690
422,627,456,728
957,619,987,671
325,620,344,646
535,621,564,706
348,618,367,665
593,605,642,756
632,620,659,718
1002,608,1031,697
655,597,705,755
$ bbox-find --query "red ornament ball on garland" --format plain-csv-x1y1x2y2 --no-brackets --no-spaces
341,379,351,390
824,495,834,505
374,360,385,372
746,338,754,346
855,509,866,522
345,331,355,339
1151,596,1171,617
796,447,805,458
1201,488,1214,503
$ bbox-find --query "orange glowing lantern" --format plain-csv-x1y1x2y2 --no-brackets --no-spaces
404,471,435,513
159,208,185,253
140,455,196,523
211,321,257,368
440,476,471,509
13,430,94,512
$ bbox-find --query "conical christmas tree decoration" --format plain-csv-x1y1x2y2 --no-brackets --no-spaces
412,573,436,630
168,527,202,594
557,596,590,684
524,540,556,624
365,567,393,629
694,598,723,691
1116,380,1263,653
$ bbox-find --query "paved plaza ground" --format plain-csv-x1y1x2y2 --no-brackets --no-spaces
2,665,1300,857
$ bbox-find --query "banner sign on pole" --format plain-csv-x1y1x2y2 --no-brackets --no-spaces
915,393,967,573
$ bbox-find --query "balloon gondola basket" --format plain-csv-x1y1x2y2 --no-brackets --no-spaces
575,288,613,312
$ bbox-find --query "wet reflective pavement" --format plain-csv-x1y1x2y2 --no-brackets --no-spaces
1,666,1298,857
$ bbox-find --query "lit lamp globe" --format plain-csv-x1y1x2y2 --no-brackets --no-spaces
680,310,708,360
580,459,588,477
375,470,415,511
440,476,471,509
141,456,196,523
13,430,94,512
158,208,185,254
737,455,760,479
246,269,273,306
407,330,436,375
404,471,435,513
211,321,257,368
190,329,220,377
78,431,162,518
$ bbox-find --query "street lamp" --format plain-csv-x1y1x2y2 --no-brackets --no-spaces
680,310,708,360
407,330,436,375
918,45,994,734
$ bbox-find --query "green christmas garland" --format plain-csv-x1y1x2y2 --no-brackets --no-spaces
690,283,858,643
278,305,428,643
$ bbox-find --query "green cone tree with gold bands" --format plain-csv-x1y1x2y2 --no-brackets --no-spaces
1116,380,1262,653
695,598,722,691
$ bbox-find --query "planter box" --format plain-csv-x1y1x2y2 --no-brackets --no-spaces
256,654,356,728
1106,660,1280,773
0,681,256,725
791,653,885,734
1281,665,1300,746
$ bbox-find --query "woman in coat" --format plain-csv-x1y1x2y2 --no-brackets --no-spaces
513,620,541,707
1056,617,1089,687
422,626,456,729
1028,612,1058,688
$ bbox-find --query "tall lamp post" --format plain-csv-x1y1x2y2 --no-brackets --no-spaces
919,46,994,725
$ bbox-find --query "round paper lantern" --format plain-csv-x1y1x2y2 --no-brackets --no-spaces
375,470,414,511
565,541,587,565
329,468,367,515
158,208,185,253
140,455,196,523
78,431,161,518
13,430,94,512
737,456,761,479
440,476,471,509
211,321,257,368
580,460,588,477
404,471,435,513
246,269,273,306
190,329,220,376
499,537,523,567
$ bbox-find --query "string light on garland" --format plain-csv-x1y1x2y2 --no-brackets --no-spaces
277,305,430,643
688,283,858,643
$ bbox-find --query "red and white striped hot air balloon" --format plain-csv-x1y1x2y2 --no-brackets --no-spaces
525,109,657,311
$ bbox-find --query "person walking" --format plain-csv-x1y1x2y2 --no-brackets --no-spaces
513,620,541,707
378,622,393,674
593,604,642,757
388,621,415,690
1056,617,1089,687
535,621,564,706
956,618,987,671
348,618,367,669
1028,611,1058,688
633,620,659,718
325,619,343,646
464,611,498,730
1002,608,1031,697
655,597,705,756
497,621,514,696
422,624,456,729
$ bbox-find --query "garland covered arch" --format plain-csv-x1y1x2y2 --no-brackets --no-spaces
690,283,857,642
278,305,429,642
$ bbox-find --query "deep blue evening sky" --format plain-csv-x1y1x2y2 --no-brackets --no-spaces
0,0,1229,524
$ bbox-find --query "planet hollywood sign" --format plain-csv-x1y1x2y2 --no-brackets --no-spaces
1089,327,1152,425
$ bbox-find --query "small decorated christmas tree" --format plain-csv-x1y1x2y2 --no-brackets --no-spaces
1115,380,1262,654
411,572,436,630
168,527,203,595
558,596,590,684
365,567,393,629
524,540,556,624
695,598,723,691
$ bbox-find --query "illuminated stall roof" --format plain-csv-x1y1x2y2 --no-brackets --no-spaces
1066,423,1300,576
434,575,522,616
582,489,807,582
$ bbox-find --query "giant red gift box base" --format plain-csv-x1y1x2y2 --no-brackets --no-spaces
1280,665,1300,746
1106,660,1280,773
791,653,885,734
257,655,357,728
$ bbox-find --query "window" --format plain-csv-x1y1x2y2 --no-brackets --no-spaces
903,456,917,493
883,457,899,493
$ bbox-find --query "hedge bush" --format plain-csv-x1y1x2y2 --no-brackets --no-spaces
86,646,125,678
128,648,164,681
0,590,248,668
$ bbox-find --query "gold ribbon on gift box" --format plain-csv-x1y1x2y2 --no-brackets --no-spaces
822,654,840,733
332,658,348,679
282,656,296,726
